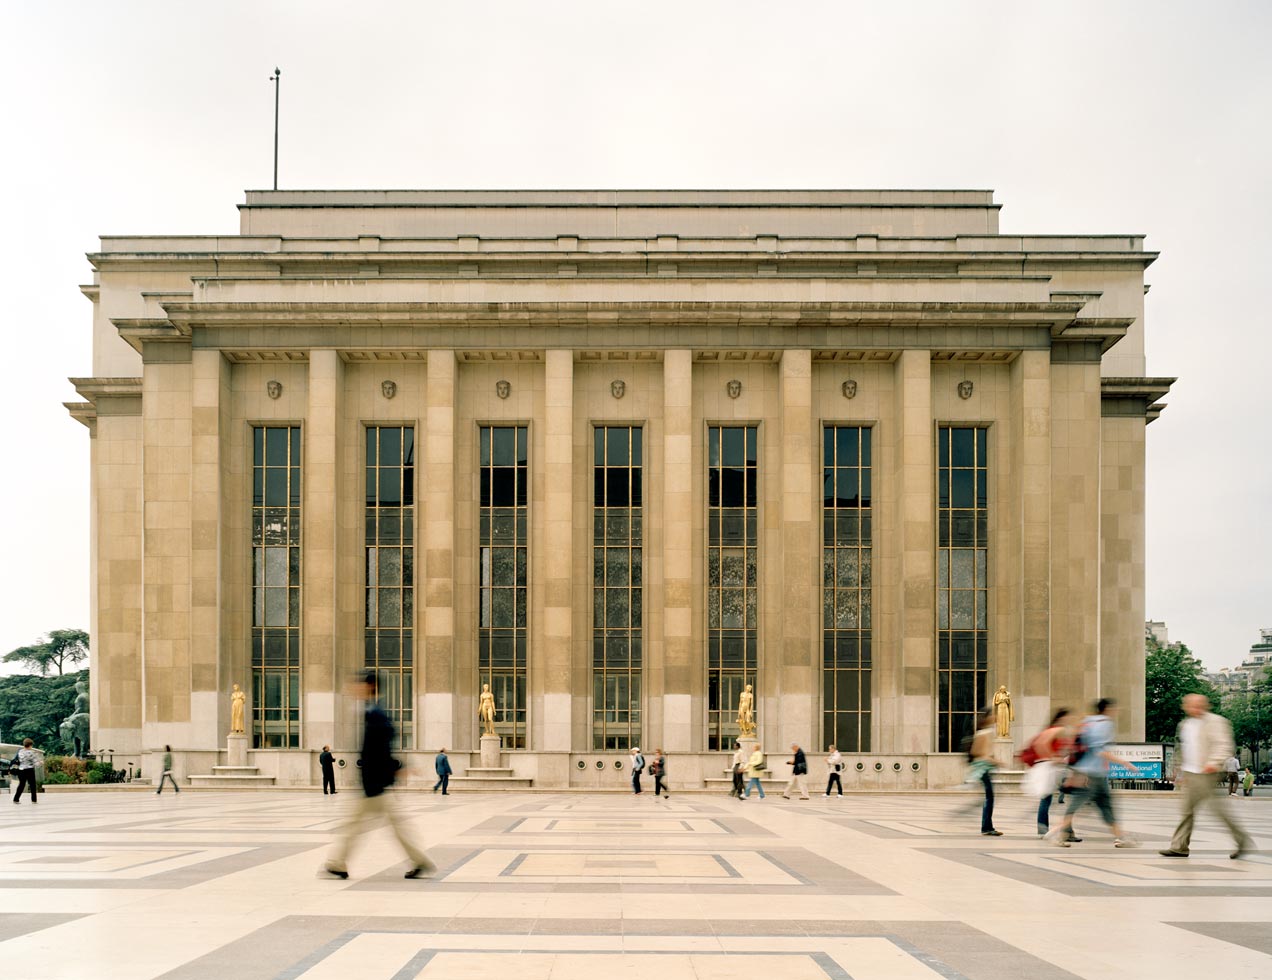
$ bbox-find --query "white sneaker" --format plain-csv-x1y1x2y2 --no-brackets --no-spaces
1113,837,1140,848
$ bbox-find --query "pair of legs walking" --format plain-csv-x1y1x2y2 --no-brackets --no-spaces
326,791,433,877
12,770,38,803
432,774,449,795
156,771,180,794
825,772,842,796
1162,771,1251,858
744,776,765,798
783,773,809,800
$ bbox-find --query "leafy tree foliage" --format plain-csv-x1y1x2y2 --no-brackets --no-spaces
1215,668,1272,769
0,670,86,752
3,628,89,676
1145,634,1218,743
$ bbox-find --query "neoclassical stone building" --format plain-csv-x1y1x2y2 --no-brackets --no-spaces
66,189,1173,787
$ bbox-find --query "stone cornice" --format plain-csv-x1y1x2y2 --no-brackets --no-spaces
65,377,144,428
1101,376,1176,423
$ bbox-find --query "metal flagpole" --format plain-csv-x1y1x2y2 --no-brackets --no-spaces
270,68,281,190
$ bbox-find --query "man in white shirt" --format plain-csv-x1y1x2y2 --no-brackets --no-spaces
1224,754,1240,796
1160,694,1252,860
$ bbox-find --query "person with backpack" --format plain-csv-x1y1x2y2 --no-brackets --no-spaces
629,746,645,795
1024,709,1073,837
743,745,767,799
1049,697,1142,848
12,739,39,804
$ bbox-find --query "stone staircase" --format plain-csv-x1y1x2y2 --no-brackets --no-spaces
449,766,533,791
188,765,276,789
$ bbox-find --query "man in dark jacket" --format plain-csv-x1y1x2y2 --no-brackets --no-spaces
433,748,452,795
324,672,434,880
319,745,337,795
782,743,810,800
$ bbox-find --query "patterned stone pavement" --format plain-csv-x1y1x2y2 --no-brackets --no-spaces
1,788,1270,978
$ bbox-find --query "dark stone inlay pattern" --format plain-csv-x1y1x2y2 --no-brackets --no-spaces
0,912,87,942
1166,921,1272,957
921,846,1272,897
157,916,1080,980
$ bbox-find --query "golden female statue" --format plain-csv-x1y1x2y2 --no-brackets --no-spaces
230,683,246,734
993,685,1014,738
478,683,497,736
736,683,756,737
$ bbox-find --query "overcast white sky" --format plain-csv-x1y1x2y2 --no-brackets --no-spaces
0,1,1267,673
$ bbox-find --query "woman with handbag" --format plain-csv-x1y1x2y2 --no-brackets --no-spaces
824,745,844,798
1028,709,1074,837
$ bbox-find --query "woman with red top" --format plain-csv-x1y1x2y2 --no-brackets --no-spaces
1033,709,1074,837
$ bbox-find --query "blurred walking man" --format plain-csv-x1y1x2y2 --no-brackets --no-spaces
324,672,434,880
1160,694,1252,860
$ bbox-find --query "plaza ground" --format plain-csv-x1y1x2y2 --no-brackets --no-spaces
1,788,1270,979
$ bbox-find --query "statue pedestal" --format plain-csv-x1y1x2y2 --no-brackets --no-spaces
480,734,502,768
227,734,248,768
992,736,1016,769
738,735,759,764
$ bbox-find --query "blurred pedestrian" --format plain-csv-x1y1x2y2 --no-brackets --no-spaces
433,748,451,795
1160,694,1252,860
155,744,179,795
824,745,843,798
630,747,645,795
319,745,337,795
1028,709,1073,837
1049,698,1141,848
729,742,746,798
652,749,669,799
743,745,767,799
782,743,810,800
1242,767,1255,797
324,671,434,880
968,710,1001,836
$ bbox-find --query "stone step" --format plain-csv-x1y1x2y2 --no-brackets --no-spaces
188,774,276,788
210,766,263,775
448,776,534,790
462,767,516,777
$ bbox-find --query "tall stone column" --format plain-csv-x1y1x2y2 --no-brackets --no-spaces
422,351,457,751
778,350,815,749
190,349,230,743
661,350,693,752
303,350,341,751
894,350,934,753
1101,414,1148,739
1010,351,1052,737
141,345,193,745
541,350,574,752
1049,357,1102,717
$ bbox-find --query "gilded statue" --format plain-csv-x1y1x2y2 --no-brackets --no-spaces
736,683,756,737
478,683,497,736
992,685,1014,738
230,682,246,734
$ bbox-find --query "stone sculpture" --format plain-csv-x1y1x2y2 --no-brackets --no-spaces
230,682,246,734
993,685,1013,738
736,683,756,736
59,679,91,757
479,683,497,736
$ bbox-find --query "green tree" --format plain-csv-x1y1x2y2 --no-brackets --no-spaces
3,628,89,676
1216,669,1272,770
1145,633,1217,743
0,670,86,751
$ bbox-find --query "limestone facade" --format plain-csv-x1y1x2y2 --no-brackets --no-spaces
66,190,1173,787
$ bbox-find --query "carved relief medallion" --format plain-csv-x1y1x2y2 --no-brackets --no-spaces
381,380,397,400
266,380,283,400
726,379,742,399
495,379,511,399
610,379,626,399
957,380,974,400
841,379,858,399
